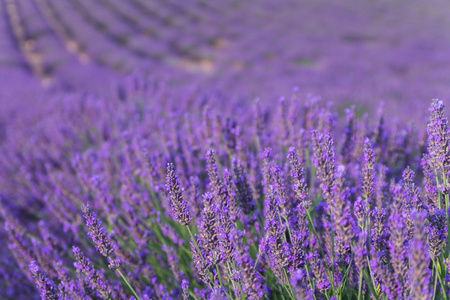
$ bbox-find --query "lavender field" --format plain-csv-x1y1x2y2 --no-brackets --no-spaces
2,1,450,299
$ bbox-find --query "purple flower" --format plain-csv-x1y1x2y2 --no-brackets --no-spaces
331,165,353,266
375,164,388,209
54,260,83,298
223,168,240,222
354,230,368,274
166,163,192,225
199,192,219,257
288,207,309,273
341,106,356,163
422,155,440,210
287,147,310,210
187,175,203,219
232,229,267,299
428,209,446,258
72,246,112,299
190,236,213,285
232,158,255,214
182,279,190,300
402,167,425,211
29,261,59,300
312,130,336,203
371,207,389,263
264,216,290,283
261,147,274,197
206,149,229,208
270,164,289,219
310,251,331,294
386,212,408,298
427,99,450,174
81,202,114,257
362,138,375,207
206,149,222,194
354,197,367,229
409,211,432,300
217,206,235,263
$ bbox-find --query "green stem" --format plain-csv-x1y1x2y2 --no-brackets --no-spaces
189,290,200,300
283,268,296,300
366,257,380,300
216,264,223,287
118,269,141,300
443,175,450,254
225,263,237,296
435,173,442,210
431,257,448,300
253,251,261,269
357,271,363,300
329,206,336,294
304,264,318,300
445,198,450,253
433,265,438,300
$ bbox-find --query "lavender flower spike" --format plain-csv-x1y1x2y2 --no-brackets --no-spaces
206,149,221,193
427,99,450,173
232,158,255,214
182,279,190,300
82,202,114,257
311,130,336,203
199,192,218,254
287,147,310,210
29,261,59,300
409,211,432,300
73,246,112,299
166,163,192,225
233,229,267,299
428,210,446,258
362,138,375,206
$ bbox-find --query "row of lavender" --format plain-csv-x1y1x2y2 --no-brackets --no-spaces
0,0,226,93
1,0,283,84
3,0,450,117
0,79,447,299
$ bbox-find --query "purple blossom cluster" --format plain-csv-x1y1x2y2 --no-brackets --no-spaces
1,80,450,300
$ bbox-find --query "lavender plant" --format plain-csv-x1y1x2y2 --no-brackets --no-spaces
1,83,450,300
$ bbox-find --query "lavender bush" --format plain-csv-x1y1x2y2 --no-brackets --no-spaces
0,81,449,300
2,0,450,299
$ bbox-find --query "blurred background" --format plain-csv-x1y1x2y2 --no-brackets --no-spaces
1,0,450,122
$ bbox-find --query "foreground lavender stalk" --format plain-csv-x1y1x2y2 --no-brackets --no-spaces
73,246,112,299
82,203,114,257
362,138,375,209
166,163,192,225
409,211,432,300
233,229,267,299
427,99,450,175
312,131,336,204
29,261,59,300
288,147,310,210
427,99,450,253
